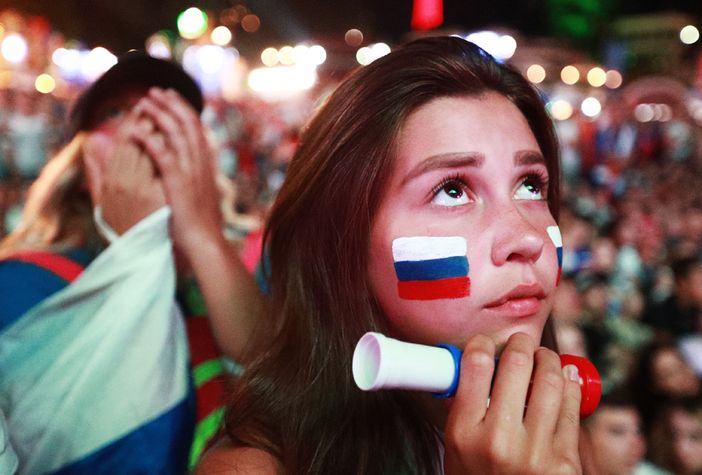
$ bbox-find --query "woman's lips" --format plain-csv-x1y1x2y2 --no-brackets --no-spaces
484,283,545,317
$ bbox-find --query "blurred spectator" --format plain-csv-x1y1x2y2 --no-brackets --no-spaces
605,289,656,390
0,89,12,182
628,337,701,436
578,272,612,371
552,277,590,357
581,388,670,475
649,396,702,475
643,256,702,337
5,89,51,181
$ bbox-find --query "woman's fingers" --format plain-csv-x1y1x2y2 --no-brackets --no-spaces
523,348,565,444
138,88,206,176
444,333,583,475
449,334,495,426
486,332,535,427
553,364,582,455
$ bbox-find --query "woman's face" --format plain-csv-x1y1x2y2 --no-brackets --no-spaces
671,408,702,474
82,86,149,205
368,93,559,348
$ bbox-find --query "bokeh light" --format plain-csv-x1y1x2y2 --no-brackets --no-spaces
465,31,517,61
526,64,546,84
345,29,364,47
278,45,294,65
561,65,580,85
248,65,317,100
81,47,117,82
581,97,602,118
211,26,232,46
261,47,279,66
35,73,55,94
292,44,309,64
548,100,574,121
146,32,172,59
1,33,28,64
197,45,226,74
586,67,607,87
605,70,623,89
177,7,208,40
680,25,700,44
634,103,654,122
52,47,83,79
241,14,260,33
356,43,391,65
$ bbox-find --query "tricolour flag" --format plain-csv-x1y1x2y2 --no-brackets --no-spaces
547,226,563,285
392,236,469,300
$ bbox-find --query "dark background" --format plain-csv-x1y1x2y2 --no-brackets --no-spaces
1,0,702,55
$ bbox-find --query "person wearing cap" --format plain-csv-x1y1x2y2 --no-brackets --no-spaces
0,53,264,474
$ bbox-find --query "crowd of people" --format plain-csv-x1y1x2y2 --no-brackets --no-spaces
1,35,702,474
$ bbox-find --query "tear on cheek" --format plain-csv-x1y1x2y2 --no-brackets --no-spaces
392,236,470,300
547,226,563,286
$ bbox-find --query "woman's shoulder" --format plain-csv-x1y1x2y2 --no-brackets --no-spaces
196,443,283,475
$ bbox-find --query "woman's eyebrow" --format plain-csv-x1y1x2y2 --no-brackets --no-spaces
514,150,545,166
401,152,484,186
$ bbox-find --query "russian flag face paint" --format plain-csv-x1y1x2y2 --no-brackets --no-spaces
392,236,470,300
547,226,563,285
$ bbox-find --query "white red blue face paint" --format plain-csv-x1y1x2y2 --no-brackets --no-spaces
547,226,563,285
392,236,470,300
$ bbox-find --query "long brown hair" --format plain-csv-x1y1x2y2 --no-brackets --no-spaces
226,36,561,474
0,134,102,258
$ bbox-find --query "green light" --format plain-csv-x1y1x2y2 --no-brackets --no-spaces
548,0,607,44
177,7,208,40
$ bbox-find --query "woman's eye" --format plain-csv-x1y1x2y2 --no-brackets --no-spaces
106,107,126,120
431,179,469,207
514,175,546,200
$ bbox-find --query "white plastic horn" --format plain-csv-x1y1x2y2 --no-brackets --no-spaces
352,332,458,394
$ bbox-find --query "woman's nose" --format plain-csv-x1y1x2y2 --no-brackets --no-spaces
490,208,545,266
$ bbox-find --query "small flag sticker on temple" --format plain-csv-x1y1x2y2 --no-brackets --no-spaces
392,236,470,300
547,226,563,285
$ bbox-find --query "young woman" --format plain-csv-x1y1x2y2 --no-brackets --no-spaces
0,54,263,473
199,36,582,474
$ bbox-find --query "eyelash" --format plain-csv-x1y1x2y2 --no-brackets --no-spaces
430,173,467,199
428,171,550,201
522,171,549,198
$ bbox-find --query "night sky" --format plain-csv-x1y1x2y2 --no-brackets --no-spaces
1,0,701,57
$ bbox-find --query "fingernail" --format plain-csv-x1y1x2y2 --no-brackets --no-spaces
563,364,579,383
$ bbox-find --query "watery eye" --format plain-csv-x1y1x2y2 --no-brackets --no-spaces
514,176,546,200
432,180,469,207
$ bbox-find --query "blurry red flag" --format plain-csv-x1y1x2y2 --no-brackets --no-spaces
411,0,443,31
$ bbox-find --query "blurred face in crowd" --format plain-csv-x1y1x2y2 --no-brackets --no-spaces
582,282,609,317
671,408,702,474
81,85,150,206
679,263,702,307
586,406,646,475
652,348,700,397
368,93,560,348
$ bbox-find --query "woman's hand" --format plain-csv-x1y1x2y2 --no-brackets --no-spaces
129,88,265,362
130,87,224,258
83,108,165,237
443,332,582,474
